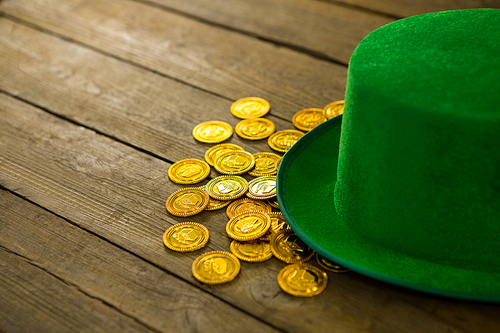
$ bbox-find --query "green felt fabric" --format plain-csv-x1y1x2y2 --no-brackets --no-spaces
277,9,500,300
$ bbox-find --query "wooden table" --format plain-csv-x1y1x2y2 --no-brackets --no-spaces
2,1,500,332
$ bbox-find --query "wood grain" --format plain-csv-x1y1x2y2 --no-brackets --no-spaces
0,190,279,333
0,0,347,114
135,0,393,63
0,247,154,333
2,92,500,333
0,18,294,169
331,0,500,18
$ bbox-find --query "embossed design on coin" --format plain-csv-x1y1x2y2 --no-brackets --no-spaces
192,121,233,143
230,240,272,262
268,212,289,233
268,130,304,152
248,152,281,177
271,230,314,263
247,176,277,200
230,97,270,119
205,175,248,200
168,159,210,184
316,254,351,273
214,150,255,175
226,211,271,241
235,118,275,140
205,196,232,211
292,108,326,131
278,264,328,297
267,200,280,209
226,198,272,219
192,251,241,284
323,100,344,119
205,143,243,166
166,188,210,217
163,222,209,252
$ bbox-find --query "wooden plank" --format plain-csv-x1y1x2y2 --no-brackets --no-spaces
0,18,292,168
0,247,154,333
2,93,500,333
134,0,393,63
331,0,500,18
0,190,279,333
0,0,347,114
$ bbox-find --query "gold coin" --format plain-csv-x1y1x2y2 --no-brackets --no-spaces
267,200,280,209
268,130,304,153
268,212,289,233
316,254,351,273
323,100,344,119
163,222,209,252
166,188,210,217
192,121,233,143
247,176,277,200
235,118,275,140
292,108,326,132
248,152,281,177
214,150,255,175
205,197,232,211
168,159,210,184
230,239,272,262
226,211,271,241
259,231,273,242
226,198,272,219
204,143,243,166
274,157,282,171
271,230,314,263
192,251,241,284
230,97,270,119
205,175,248,200
278,264,328,297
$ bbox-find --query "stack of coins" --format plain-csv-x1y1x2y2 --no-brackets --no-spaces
163,97,347,296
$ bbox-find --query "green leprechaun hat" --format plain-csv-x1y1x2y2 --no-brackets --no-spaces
276,9,500,301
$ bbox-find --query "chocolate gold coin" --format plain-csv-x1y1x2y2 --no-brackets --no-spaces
316,254,351,273
226,211,271,241
278,264,328,297
166,187,210,217
247,176,277,200
235,118,275,140
268,212,289,233
192,251,241,284
205,175,248,200
292,108,326,132
323,100,344,119
192,121,233,143
226,198,272,219
204,143,243,166
248,152,281,177
163,222,209,252
230,97,270,119
214,150,255,175
168,159,210,184
268,130,304,153
267,200,280,209
271,230,314,263
230,239,272,262
205,197,232,211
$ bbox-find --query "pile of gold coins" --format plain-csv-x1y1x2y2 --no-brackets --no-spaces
163,97,348,297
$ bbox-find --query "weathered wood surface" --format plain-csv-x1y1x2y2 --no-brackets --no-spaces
0,18,291,171
332,0,500,18
0,190,279,333
2,90,500,333
1,0,347,114
0,244,154,333
2,0,500,332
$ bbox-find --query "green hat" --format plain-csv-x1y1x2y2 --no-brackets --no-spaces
277,9,500,302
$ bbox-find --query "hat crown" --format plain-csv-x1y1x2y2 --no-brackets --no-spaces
334,9,500,272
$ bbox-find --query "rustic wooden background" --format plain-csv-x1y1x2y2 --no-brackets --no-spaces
2,0,500,332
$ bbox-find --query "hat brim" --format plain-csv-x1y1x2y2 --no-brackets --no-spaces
277,115,500,302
